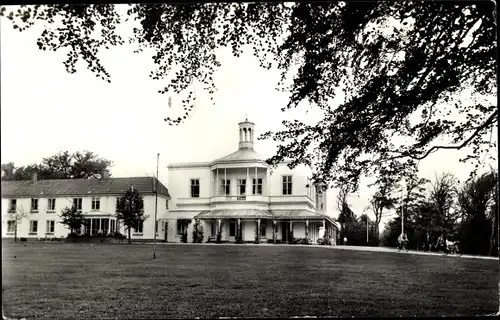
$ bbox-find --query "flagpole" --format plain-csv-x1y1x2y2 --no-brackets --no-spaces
153,153,159,259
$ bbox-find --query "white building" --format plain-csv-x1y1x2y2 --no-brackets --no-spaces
166,119,338,244
1,172,170,241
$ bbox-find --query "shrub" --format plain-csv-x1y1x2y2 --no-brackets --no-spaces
19,237,27,242
181,232,188,243
293,237,312,245
192,220,204,243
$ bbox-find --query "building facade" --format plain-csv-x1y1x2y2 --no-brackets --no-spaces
166,119,338,244
1,172,170,241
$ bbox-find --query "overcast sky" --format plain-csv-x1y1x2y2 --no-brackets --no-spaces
1,7,497,228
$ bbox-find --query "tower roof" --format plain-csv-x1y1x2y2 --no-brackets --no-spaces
214,148,264,163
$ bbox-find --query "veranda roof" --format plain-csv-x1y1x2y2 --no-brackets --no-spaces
196,209,273,219
195,209,338,227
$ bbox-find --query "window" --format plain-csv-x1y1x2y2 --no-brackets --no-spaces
91,197,100,210
29,220,38,233
135,221,143,234
252,178,263,195
190,179,200,198
176,220,187,235
7,220,15,233
8,199,16,212
110,220,116,233
221,179,231,195
166,199,169,209
155,221,159,233
116,197,121,210
282,176,293,195
260,222,266,237
73,198,83,211
46,220,55,234
237,179,246,195
31,198,39,212
47,199,56,212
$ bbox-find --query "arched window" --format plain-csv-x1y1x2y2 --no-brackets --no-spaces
248,128,253,141
239,128,243,141
243,128,248,141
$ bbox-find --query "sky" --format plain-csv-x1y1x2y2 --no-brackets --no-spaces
1,6,497,228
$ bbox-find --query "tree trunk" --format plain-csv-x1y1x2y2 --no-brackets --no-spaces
128,227,131,244
14,223,18,243
488,212,496,256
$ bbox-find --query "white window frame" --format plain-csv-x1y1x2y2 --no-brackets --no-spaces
9,199,17,212
91,197,101,211
29,220,38,233
190,179,200,198
31,198,39,212
73,198,83,211
46,220,55,234
220,179,231,195
282,175,293,195
252,178,263,195
237,179,246,195
7,220,16,233
47,198,56,212
134,221,143,234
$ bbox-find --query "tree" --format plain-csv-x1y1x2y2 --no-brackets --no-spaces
359,213,378,246
115,186,148,244
1,3,496,188
457,170,497,255
367,164,400,238
1,150,113,180
59,205,85,235
5,204,30,242
429,172,459,236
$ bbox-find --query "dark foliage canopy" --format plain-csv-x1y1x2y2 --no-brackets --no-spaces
1,150,112,180
1,2,496,188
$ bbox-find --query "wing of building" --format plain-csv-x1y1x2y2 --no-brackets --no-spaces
1,173,170,241
167,119,339,244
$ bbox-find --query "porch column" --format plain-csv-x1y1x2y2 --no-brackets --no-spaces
289,221,293,244
216,168,219,195
224,168,227,195
90,219,93,236
257,219,261,242
217,219,222,242
305,219,309,239
237,218,241,242
273,220,277,244
323,219,326,245
246,168,249,195
255,166,258,194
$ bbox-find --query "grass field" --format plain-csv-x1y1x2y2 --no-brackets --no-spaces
2,243,498,318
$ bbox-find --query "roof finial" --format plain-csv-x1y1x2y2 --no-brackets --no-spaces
245,113,248,122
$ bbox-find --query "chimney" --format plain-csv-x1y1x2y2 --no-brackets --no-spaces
31,172,38,183
101,170,110,180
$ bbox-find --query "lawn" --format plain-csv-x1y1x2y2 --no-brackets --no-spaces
2,243,498,319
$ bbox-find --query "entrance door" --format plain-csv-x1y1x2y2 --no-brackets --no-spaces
281,222,290,243
229,220,236,242
164,222,168,242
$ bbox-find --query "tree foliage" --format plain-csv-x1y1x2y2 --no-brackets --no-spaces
59,205,85,234
1,150,113,180
1,2,496,188
115,186,147,244
380,168,498,256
